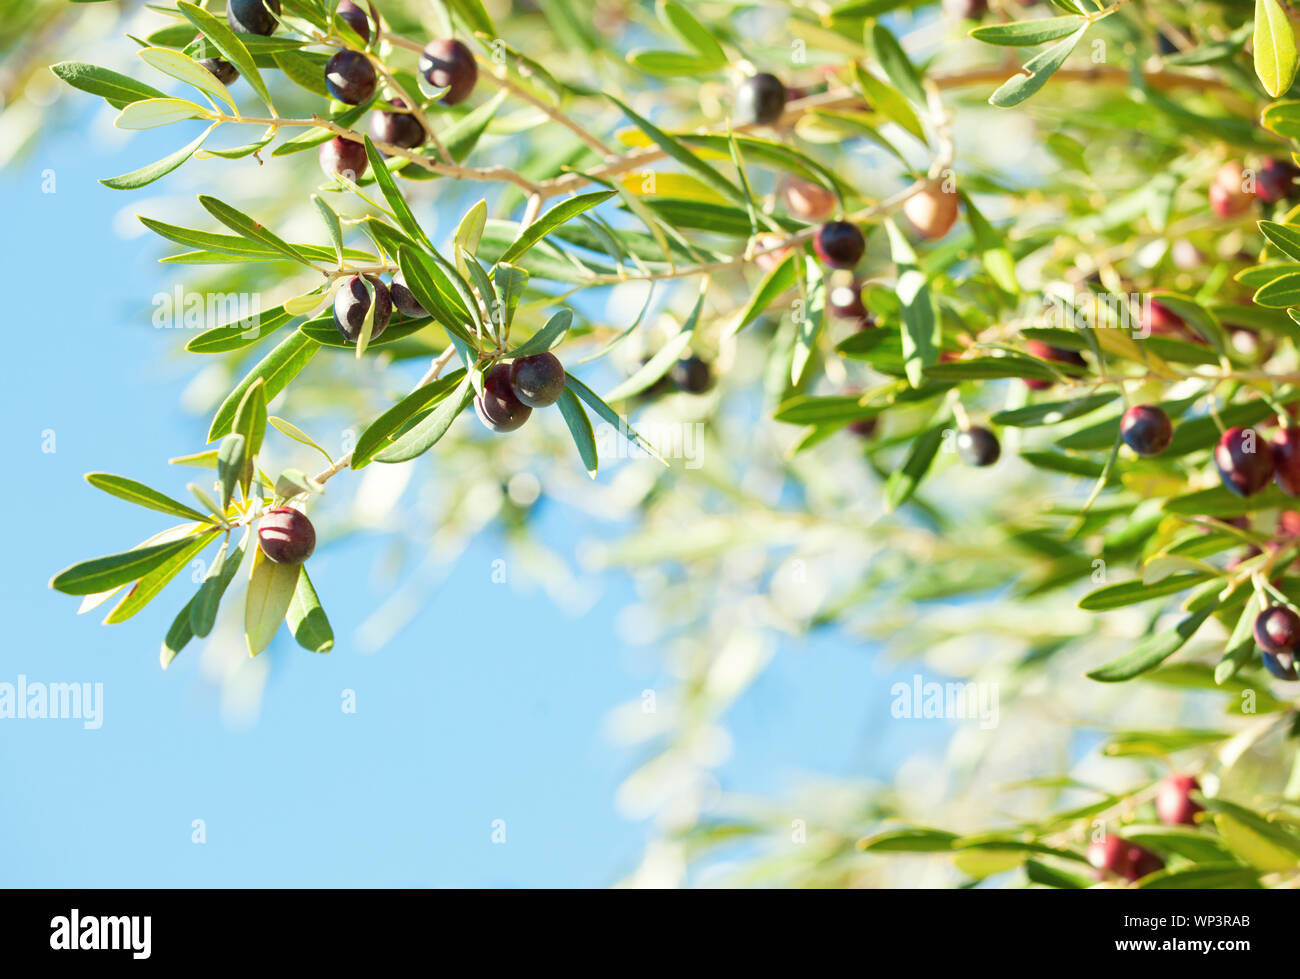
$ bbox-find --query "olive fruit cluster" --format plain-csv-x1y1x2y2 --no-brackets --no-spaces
734,72,955,244
419,40,477,105
219,3,476,158
1210,157,1300,217
809,199,957,272
1086,776,1203,883
320,2,377,104
320,15,477,119
331,273,425,343
1123,410,1300,533
1215,424,1300,497
733,73,961,278
475,354,567,433
318,111,428,181
214,0,280,84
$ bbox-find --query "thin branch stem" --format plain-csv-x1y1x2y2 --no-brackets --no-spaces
522,193,542,228
384,33,613,158
477,59,615,159
529,66,1226,200
335,23,1233,204
211,111,539,191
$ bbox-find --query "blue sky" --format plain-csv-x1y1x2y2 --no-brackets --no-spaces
0,99,957,888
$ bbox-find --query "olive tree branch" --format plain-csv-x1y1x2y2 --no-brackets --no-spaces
255,20,1234,207
209,112,539,192
475,57,616,159
528,65,1227,201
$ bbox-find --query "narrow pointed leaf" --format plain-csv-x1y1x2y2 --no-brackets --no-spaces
606,289,704,401
885,424,946,511
216,433,246,509
1086,605,1218,682
191,528,249,637
363,135,433,249
727,252,796,337
51,535,209,596
176,0,272,107
161,595,198,669
852,65,925,142
989,26,1087,107
208,332,320,441
137,46,235,110
51,61,167,109
286,568,333,652
557,387,599,477
199,195,315,267
492,263,529,331
102,126,212,189
268,416,334,465
970,16,1084,46
85,473,211,522
232,378,268,459
508,309,572,359
608,95,745,204
103,530,218,624
115,97,210,130
1255,0,1298,98
374,372,476,464
312,195,344,264
497,191,617,266
659,0,726,62
352,368,467,468
870,24,926,106
245,547,301,656
887,220,938,387
566,375,668,466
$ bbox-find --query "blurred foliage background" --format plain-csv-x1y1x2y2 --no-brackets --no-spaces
13,0,1300,887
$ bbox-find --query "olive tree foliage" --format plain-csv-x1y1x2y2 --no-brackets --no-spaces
21,0,1300,886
